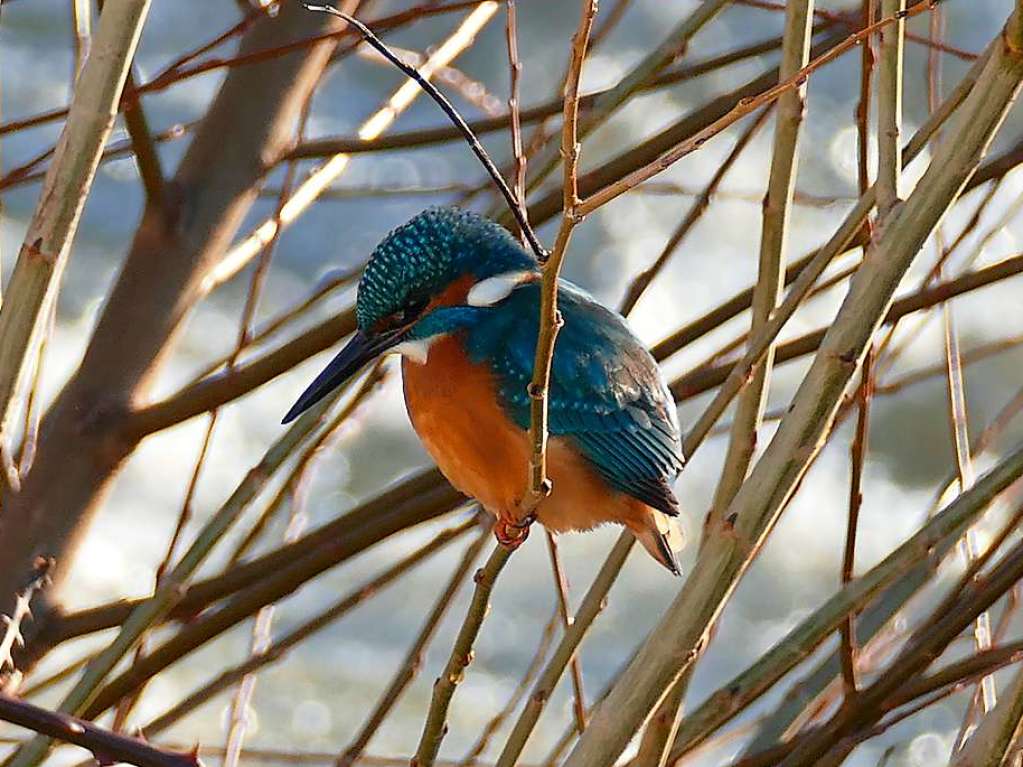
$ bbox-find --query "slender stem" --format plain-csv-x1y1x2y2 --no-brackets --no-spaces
840,348,874,698
0,694,200,767
413,543,513,767
875,0,905,216
301,3,542,261
4,386,346,767
504,0,528,244
495,536,634,767
139,518,477,738
337,527,488,767
574,0,933,217
521,0,596,517
665,441,1023,764
544,532,587,732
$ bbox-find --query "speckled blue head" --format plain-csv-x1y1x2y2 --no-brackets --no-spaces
356,206,537,332
282,207,536,423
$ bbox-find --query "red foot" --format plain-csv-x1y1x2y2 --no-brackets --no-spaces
494,513,535,550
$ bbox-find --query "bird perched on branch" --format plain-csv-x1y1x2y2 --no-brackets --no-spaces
284,207,686,574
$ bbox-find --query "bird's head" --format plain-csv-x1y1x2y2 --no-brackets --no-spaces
283,206,538,423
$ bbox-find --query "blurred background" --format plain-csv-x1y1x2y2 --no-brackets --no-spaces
2,1,1023,766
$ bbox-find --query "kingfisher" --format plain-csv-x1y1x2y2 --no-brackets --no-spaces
283,207,686,574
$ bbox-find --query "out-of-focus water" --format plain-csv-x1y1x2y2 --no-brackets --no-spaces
3,2,1023,766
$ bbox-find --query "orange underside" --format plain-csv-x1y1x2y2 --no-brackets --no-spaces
401,334,665,543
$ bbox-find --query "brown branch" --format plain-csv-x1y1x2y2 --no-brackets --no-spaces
0,693,201,767
840,347,874,698
337,526,488,767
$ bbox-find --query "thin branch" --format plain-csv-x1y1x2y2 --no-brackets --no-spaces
875,0,905,215
544,532,586,732
504,0,528,244
413,543,513,767
520,0,597,520
337,527,488,767
5,382,351,767
665,442,1023,765
670,252,1023,402
458,609,560,767
121,69,166,210
494,536,633,767
0,694,201,767
0,560,52,686
840,348,874,699
618,106,773,317
301,3,543,261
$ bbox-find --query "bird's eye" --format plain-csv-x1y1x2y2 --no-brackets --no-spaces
400,298,428,325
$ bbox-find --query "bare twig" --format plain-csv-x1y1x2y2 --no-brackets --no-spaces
494,536,634,767
413,542,513,767
574,0,933,218
300,3,542,261
875,0,905,216
840,348,874,699
0,693,201,767
544,533,587,732
0,561,53,686
337,527,488,767
520,0,597,519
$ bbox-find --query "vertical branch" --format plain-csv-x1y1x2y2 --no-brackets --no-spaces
839,2,878,695
704,0,814,535
840,348,874,698
544,532,587,732
504,0,528,242
521,0,597,517
338,527,488,767
495,536,634,767
876,0,905,216
856,0,876,198
412,542,513,767
0,0,152,434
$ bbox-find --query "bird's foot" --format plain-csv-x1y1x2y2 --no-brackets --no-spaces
494,512,536,550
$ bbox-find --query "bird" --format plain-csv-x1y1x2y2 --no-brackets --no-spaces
283,206,686,574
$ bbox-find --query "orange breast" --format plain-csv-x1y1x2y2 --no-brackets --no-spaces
401,335,647,536
402,335,529,516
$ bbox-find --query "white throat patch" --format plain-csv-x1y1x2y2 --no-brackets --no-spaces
466,270,534,307
392,336,437,365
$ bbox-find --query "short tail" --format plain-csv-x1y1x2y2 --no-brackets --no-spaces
629,509,685,576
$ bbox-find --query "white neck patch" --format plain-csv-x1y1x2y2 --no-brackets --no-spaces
466,270,534,307
392,336,438,365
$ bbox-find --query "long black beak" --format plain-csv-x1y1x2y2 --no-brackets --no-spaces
282,330,397,424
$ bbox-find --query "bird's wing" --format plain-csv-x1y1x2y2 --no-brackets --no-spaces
464,281,684,515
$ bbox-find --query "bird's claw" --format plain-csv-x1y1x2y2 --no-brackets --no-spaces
494,513,536,550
